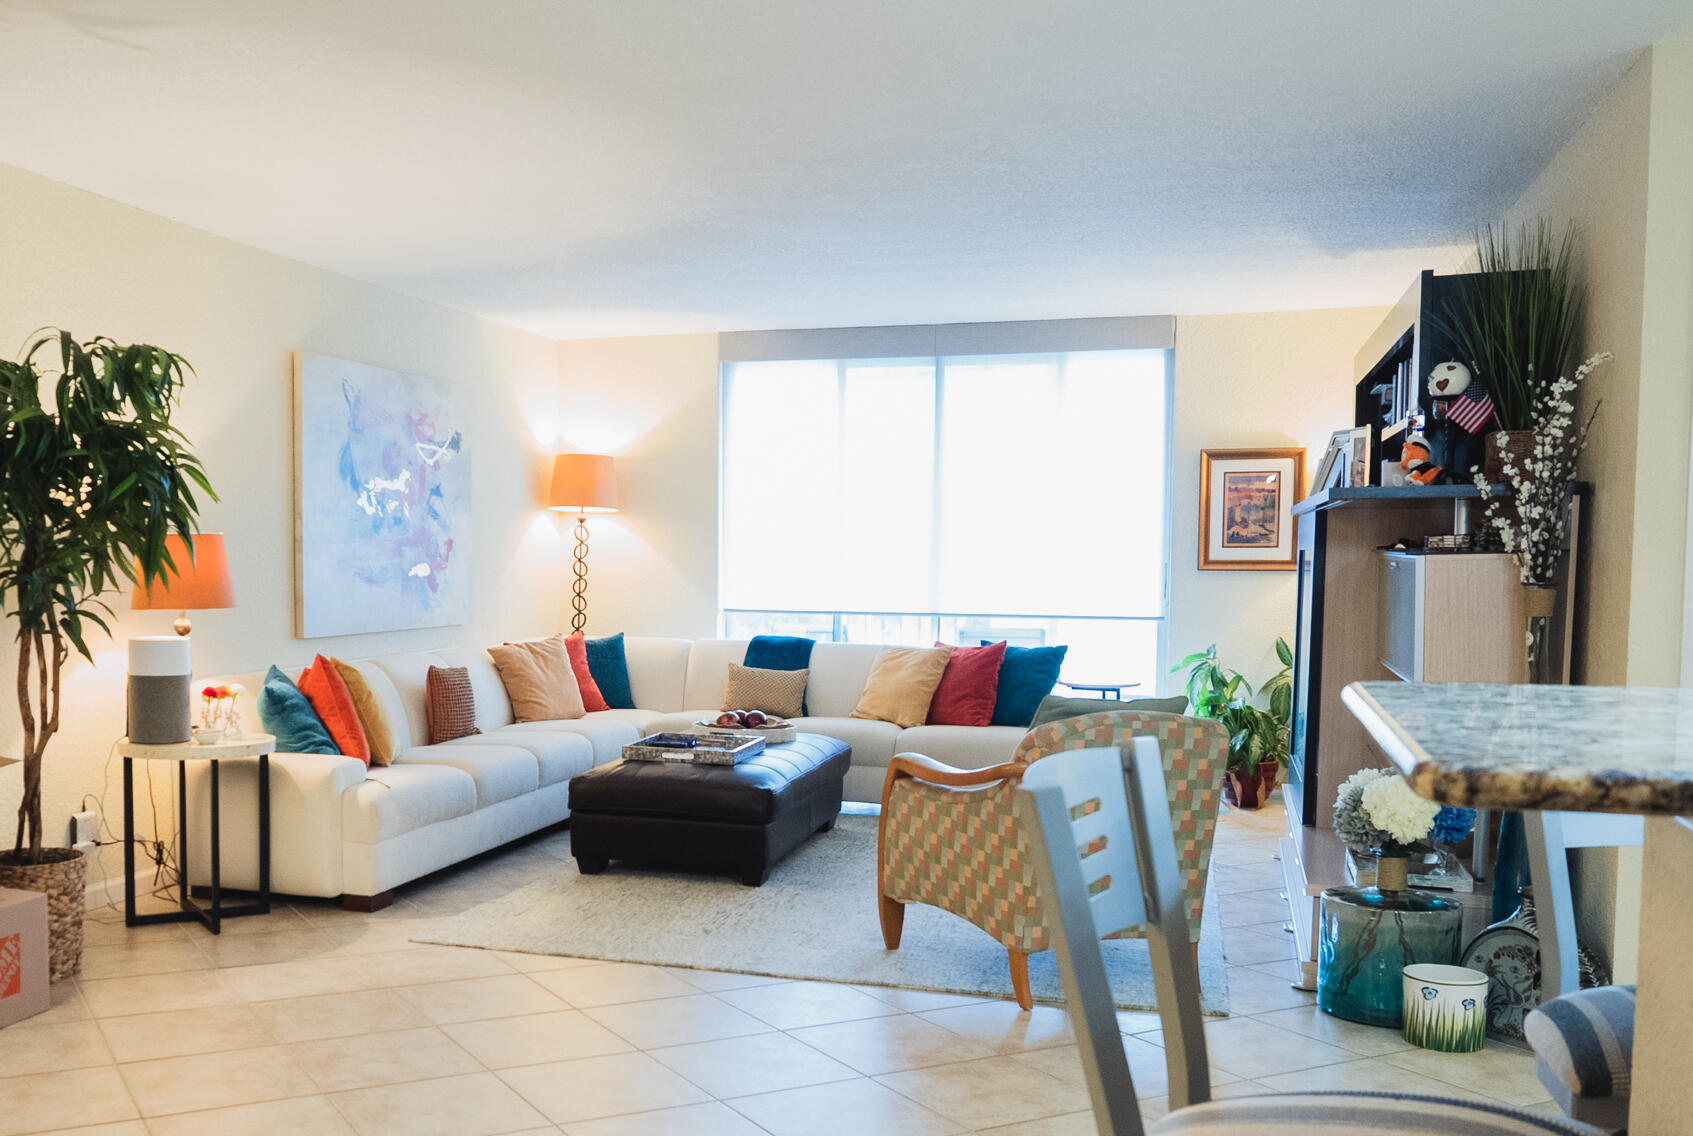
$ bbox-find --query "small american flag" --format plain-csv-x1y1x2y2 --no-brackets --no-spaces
1444,386,1495,434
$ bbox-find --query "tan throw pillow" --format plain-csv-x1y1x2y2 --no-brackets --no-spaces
488,637,586,722
332,658,398,766
425,665,480,744
851,646,955,729
723,663,809,719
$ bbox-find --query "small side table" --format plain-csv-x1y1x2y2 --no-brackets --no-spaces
1059,681,1142,700
118,733,275,934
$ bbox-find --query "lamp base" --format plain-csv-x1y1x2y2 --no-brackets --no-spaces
172,611,192,636
571,514,590,635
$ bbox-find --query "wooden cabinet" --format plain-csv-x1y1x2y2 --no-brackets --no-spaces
1377,551,1527,683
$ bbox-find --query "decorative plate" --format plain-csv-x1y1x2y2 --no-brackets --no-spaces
695,717,798,745
1460,922,1540,1044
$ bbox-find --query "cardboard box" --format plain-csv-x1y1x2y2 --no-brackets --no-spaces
0,886,50,1028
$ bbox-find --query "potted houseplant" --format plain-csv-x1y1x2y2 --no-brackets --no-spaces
1173,637,1292,809
0,330,213,979
1437,219,1582,481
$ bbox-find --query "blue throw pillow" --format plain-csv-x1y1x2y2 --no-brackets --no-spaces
990,644,1070,728
585,633,636,709
745,635,815,715
258,664,338,754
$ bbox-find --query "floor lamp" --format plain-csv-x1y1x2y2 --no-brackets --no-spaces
547,454,619,634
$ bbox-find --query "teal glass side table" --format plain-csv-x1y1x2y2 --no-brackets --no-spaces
1317,856,1464,1028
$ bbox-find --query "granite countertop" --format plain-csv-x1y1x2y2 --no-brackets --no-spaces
1341,682,1693,814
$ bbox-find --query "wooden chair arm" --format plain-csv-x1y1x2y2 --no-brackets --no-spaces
880,752,1029,816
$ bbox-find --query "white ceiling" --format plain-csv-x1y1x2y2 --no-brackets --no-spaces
2,2,1689,339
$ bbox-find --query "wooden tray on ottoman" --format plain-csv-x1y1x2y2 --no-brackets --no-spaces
623,731,766,766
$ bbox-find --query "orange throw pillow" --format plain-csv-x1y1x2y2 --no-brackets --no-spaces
564,633,610,712
297,653,371,766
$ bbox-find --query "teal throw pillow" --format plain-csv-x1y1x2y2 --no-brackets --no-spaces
585,633,636,710
989,644,1069,728
258,664,338,754
1030,693,1188,728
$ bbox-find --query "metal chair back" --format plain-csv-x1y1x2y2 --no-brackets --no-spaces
1015,740,1211,1135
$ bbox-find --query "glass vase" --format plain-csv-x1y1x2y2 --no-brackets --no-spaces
1524,584,1557,685
1317,853,1464,1028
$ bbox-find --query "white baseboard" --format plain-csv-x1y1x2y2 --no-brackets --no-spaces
84,866,153,907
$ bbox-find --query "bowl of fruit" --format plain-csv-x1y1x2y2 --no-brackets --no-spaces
697,709,797,745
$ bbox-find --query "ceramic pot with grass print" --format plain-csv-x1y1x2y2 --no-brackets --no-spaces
1402,963,1489,1052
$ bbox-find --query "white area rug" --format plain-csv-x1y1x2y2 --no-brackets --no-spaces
417,815,1230,1014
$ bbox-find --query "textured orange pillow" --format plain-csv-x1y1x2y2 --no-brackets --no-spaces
297,654,371,766
564,633,610,712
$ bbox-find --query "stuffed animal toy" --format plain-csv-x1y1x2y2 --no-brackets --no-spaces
1425,361,1493,479
1401,432,1441,485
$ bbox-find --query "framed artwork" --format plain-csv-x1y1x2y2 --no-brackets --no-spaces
294,351,472,637
1314,429,1352,490
1198,447,1305,570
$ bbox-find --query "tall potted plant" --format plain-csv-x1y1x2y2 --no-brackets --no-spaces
1174,638,1292,809
1437,219,1582,481
0,330,213,979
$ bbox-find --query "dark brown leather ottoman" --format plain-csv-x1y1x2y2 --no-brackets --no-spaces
567,733,851,886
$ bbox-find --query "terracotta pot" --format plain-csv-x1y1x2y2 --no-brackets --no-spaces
0,847,86,981
1483,430,1536,482
1223,759,1282,810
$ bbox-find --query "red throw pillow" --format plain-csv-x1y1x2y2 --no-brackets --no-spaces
926,640,1008,727
297,654,372,766
564,632,610,712
425,665,481,744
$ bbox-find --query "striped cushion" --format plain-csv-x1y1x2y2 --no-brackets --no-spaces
425,665,481,745
1524,985,1636,1100
1150,1091,1606,1134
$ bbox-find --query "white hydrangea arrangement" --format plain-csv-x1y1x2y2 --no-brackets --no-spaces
1475,352,1609,588
1332,767,1441,857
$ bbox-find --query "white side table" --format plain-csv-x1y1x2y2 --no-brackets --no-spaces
117,733,276,934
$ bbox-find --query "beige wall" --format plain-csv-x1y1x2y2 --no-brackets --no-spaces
1168,308,1391,686
1499,39,1693,981
0,163,568,891
554,333,721,639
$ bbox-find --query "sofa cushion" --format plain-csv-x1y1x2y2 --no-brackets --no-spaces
990,644,1069,728
585,632,636,709
453,729,592,788
344,763,478,843
370,651,451,749
804,643,883,717
425,665,482,744
681,639,750,710
744,635,815,714
1031,693,1187,727
622,637,692,712
258,665,338,755
488,638,585,722
564,633,611,712
501,714,642,766
434,647,518,732
298,655,371,766
334,659,403,766
927,641,1006,727
894,724,1028,771
788,716,902,766
724,663,809,718
851,646,952,729
394,743,539,807
579,708,667,732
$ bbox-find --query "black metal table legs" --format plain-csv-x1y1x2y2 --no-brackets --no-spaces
123,754,271,933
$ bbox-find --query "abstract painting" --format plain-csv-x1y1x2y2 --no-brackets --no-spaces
1198,447,1304,570
294,351,471,637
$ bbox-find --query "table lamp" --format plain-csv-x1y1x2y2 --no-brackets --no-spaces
547,454,618,634
131,532,235,636
128,533,235,744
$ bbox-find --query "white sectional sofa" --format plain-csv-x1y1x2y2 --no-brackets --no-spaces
189,637,1027,908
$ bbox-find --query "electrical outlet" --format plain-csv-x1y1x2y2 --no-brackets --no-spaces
72,840,97,856
71,810,97,846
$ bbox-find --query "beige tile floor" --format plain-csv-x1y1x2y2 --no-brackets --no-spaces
0,800,1553,1135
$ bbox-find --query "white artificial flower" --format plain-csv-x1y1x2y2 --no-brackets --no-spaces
1360,776,1440,845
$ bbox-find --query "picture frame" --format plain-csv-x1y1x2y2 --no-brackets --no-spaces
1346,425,1371,488
1314,429,1352,490
1198,447,1305,571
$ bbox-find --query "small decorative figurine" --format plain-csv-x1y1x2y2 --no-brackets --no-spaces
1426,361,1494,480
1401,432,1442,485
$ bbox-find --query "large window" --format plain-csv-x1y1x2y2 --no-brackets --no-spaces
720,341,1171,688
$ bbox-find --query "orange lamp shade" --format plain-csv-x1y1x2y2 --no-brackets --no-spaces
131,533,236,611
547,453,619,515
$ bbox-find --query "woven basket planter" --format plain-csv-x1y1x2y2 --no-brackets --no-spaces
1483,430,1536,482
0,848,86,981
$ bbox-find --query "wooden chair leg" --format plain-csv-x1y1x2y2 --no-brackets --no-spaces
1009,948,1033,1011
879,892,906,949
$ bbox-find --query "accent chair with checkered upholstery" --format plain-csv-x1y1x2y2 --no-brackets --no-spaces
876,710,1229,1010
